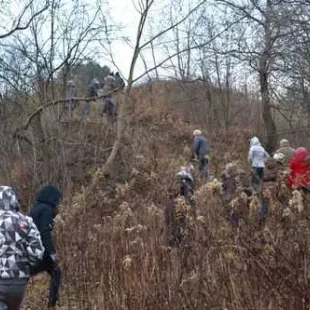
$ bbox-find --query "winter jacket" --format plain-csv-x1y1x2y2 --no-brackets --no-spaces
30,186,62,260
248,137,269,168
276,147,295,166
193,135,209,160
88,84,99,97
0,186,44,279
103,98,116,116
288,147,310,189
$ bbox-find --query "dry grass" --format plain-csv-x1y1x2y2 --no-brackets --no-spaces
3,81,310,309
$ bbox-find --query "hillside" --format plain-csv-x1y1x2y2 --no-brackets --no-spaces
5,81,310,309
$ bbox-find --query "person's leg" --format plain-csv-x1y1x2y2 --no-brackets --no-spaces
199,158,208,179
0,280,26,310
47,267,61,307
0,298,7,310
5,289,26,310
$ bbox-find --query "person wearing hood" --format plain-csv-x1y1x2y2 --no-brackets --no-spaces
248,137,270,188
0,186,44,310
276,139,295,166
192,129,210,179
175,165,195,204
29,186,62,308
288,147,310,190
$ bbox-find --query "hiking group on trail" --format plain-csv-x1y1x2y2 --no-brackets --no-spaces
167,130,310,247
63,72,124,121
1,122,310,308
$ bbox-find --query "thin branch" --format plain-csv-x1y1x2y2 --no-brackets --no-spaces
0,1,50,39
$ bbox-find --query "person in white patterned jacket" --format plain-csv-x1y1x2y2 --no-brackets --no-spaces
0,186,44,310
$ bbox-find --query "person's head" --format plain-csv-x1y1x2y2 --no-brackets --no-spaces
67,80,75,87
92,78,100,85
0,186,20,212
36,186,62,209
193,129,202,137
250,136,261,147
280,139,290,148
293,147,309,163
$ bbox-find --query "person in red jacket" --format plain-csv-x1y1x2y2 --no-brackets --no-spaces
288,147,310,190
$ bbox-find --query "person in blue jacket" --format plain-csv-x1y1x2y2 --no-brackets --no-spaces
29,185,62,308
192,129,210,179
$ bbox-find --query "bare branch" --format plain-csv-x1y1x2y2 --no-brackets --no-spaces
0,1,49,39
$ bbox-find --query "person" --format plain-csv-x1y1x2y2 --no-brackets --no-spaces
102,95,116,118
113,72,125,90
87,78,100,98
0,186,44,310
248,136,269,189
65,80,78,118
102,75,115,96
288,147,310,191
276,139,295,166
85,79,101,118
221,163,238,204
175,165,195,206
192,129,210,179
29,186,62,308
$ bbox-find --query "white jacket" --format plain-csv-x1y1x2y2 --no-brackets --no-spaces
248,137,269,168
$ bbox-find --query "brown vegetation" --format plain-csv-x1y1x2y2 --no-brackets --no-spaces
2,81,305,309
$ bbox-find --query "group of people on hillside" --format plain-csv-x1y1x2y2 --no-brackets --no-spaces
248,136,310,193
64,72,125,120
0,186,62,309
168,129,310,245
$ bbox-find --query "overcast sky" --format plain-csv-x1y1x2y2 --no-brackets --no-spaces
105,0,172,82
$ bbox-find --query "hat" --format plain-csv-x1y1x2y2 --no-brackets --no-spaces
193,129,202,136
280,139,289,147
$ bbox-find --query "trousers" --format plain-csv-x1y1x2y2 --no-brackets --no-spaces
30,259,61,307
0,279,27,310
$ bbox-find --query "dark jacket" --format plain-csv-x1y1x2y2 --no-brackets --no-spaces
193,135,209,160
30,186,62,259
103,98,116,116
88,84,99,97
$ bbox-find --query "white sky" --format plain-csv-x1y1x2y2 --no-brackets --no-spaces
105,0,173,82
105,0,140,79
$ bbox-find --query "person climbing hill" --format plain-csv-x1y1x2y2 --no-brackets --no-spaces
248,136,269,191
192,129,210,180
29,186,62,308
276,139,295,166
0,186,44,310
288,147,310,191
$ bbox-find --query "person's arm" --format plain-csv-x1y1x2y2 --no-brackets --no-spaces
40,208,56,258
25,217,45,264
264,150,270,159
193,138,200,157
248,147,253,164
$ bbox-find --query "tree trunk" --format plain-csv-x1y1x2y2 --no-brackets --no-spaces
259,67,277,152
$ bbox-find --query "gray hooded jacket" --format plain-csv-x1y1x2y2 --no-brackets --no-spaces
248,137,269,168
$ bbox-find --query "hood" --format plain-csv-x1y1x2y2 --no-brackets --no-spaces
250,136,261,147
292,147,309,163
36,186,62,208
0,186,20,212
280,139,290,148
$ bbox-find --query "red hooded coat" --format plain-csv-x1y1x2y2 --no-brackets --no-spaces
288,147,310,189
